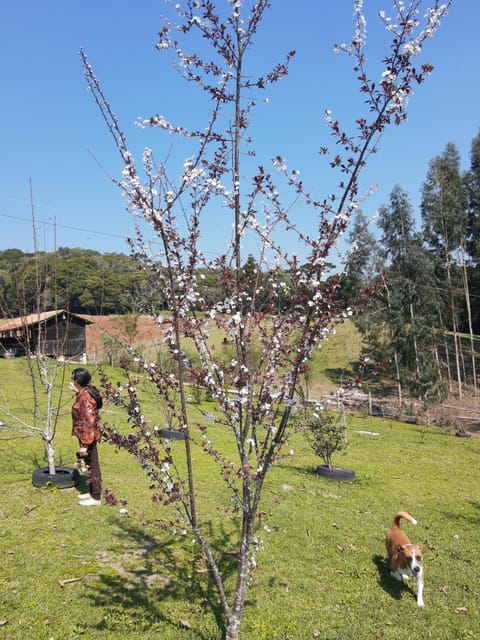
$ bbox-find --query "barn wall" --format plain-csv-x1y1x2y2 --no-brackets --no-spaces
0,315,89,358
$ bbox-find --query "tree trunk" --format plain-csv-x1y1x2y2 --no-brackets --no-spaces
46,439,56,475
394,349,402,407
451,314,463,398
225,492,253,640
225,551,249,640
409,300,421,379
461,241,477,395
445,257,462,398
226,614,242,640
385,281,403,407
42,360,57,475
434,347,443,385
439,308,453,392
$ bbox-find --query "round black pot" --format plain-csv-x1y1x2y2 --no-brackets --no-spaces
315,464,356,482
32,466,76,489
158,429,185,440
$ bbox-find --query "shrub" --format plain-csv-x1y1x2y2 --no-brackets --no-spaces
305,404,348,469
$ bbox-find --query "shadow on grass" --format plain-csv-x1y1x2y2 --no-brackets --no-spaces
472,499,480,520
322,365,358,388
29,447,73,470
441,500,480,526
85,515,240,639
322,365,397,396
372,554,418,604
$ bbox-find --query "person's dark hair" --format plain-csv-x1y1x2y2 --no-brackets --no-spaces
87,386,103,409
72,367,103,408
72,367,92,387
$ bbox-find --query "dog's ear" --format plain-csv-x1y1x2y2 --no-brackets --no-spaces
397,544,405,553
417,544,423,551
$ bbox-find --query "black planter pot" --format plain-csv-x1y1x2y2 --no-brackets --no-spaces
315,464,356,482
158,429,185,440
32,466,76,489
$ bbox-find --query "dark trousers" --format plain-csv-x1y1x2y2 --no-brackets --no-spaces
85,441,102,500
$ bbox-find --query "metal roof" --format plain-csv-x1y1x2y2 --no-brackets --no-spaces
0,310,93,333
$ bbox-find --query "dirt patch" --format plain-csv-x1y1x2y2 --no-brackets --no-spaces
81,314,166,359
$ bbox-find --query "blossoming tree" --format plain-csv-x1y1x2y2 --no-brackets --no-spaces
82,1,450,637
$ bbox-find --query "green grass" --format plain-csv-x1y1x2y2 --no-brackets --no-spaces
1,358,480,639
310,320,365,386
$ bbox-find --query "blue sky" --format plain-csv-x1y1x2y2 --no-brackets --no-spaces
1,0,479,263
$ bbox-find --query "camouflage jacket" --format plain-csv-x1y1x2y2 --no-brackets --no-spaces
71,386,101,446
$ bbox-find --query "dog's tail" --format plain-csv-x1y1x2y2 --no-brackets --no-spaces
392,511,417,528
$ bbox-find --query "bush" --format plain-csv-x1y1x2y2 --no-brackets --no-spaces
305,405,348,469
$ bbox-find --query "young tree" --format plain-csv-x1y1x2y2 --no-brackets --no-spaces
0,324,70,477
82,2,450,637
0,187,71,478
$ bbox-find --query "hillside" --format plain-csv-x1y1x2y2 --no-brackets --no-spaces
82,315,480,434
82,314,165,358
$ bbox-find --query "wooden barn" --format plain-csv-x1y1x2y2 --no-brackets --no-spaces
0,310,93,359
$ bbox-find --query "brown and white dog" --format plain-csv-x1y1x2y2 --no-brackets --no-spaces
386,511,424,607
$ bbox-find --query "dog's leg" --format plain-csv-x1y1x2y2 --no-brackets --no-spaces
416,577,425,608
390,570,403,582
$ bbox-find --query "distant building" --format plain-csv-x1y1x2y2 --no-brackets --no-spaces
0,310,93,360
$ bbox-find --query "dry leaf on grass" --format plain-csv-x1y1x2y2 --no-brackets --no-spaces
58,578,82,588
454,607,468,614
24,505,39,514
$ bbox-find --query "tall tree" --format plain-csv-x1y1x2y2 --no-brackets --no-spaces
421,142,468,397
465,129,480,264
363,185,443,403
82,2,451,638
463,129,480,392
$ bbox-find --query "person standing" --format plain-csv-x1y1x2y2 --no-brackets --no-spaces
70,367,103,506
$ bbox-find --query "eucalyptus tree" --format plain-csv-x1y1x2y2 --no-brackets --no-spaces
340,210,387,392
82,1,451,638
377,185,444,403
463,129,480,393
421,142,468,396
465,129,480,265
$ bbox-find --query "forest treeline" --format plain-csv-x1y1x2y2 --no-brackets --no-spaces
0,247,292,316
341,133,480,403
1,134,479,403
0,247,163,316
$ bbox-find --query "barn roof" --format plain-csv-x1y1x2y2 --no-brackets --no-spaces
0,310,93,333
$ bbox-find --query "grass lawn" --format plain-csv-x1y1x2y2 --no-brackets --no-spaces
1,358,480,640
